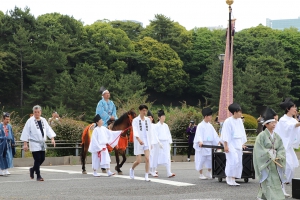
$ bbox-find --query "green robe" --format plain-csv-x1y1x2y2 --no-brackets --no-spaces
253,129,286,200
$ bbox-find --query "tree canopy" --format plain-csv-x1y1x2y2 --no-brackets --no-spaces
1,7,299,118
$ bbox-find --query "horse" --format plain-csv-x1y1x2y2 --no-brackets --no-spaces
80,110,136,175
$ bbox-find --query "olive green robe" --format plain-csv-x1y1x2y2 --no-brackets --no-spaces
253,129,286,200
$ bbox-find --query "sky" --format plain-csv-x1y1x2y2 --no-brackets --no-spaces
1,0,300,31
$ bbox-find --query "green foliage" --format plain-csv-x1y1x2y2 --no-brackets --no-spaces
243,114,258,129
41,104,71,120
134,37,189,95
115,95,152,117
110,20,144,41
164,102,202,138
51,118,87,156
140,14,192,60
1,7,300,126
52,118,87,141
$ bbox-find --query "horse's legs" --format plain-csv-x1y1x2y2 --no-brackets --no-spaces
114,148,122,174
119,150,127,169
81,143,87,174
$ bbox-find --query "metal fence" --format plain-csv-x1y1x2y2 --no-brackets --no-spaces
15,129,257,157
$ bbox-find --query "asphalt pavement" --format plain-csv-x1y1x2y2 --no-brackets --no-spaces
0,162,298,200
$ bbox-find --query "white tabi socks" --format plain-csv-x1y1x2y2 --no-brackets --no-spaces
145,173,150,182
226,177,233,185
226,176,239,186
93,170,100,177
129,168,134,179
232,177,240,186
107,170,115,177
281,183,290,197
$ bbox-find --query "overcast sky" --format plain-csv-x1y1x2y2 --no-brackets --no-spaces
1,0,300,31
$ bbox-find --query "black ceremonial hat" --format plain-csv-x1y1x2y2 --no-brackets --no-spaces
280,97,294,110
93,114,101,123
262,108,276,125
147,110,153,117
158,110,165,117
202,107,213,117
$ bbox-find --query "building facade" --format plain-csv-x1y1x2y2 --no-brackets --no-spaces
266,17,300,30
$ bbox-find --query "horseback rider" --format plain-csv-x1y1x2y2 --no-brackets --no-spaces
96,88,118,128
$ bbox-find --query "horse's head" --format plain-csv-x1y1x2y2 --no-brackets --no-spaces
127,108,137,124
111,109,136,131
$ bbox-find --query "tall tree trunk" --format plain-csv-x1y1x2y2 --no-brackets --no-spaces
20,52,23,115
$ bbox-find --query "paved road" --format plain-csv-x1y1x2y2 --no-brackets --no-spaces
0,162,298,200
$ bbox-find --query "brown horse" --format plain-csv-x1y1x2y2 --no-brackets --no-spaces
80,110,136,174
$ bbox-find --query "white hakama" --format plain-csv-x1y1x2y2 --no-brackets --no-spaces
150,123,159,170
274,114,300,183
152,122,173,176
193,121,220,171
88,126,121,170
220,117,247,178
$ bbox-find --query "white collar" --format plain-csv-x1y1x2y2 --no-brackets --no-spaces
265,128,274,138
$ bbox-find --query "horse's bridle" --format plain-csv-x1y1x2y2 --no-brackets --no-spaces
119,113,134,138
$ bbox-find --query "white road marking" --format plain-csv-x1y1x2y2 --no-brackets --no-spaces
15,167,195,186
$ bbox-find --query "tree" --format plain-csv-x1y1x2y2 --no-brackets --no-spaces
185,28,225,98
140,14,192,60
34,13,85,69
134,37,189,95
110,20,144,41
10,27,31,109
100,72,147,102
277,28,300,104
204,61,222,111
25,42,68,106
82,21,134,77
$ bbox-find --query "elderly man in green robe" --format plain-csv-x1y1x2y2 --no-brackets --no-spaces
254,108,288,200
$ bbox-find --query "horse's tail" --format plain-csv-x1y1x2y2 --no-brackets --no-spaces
81,124,91,146
80,124,92,165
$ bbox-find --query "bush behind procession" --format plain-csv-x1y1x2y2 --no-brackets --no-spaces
5,102,260,157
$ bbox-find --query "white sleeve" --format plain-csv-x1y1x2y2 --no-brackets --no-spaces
220,120,231,143
45,120,56,139
132,118,140,138
212,125,220,145
194,124,203,143
20,119,31,142
167,125,172,144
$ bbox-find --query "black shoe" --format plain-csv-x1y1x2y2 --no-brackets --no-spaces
36,177,44,181
29,168,34,179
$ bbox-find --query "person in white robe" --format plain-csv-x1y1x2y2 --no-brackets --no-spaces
220,102,247,186
129,104,153,181
147,111,160,177
193,107,220,180
151,110,175,178
20,105,56,181
88,114,122,177
274,97,300,185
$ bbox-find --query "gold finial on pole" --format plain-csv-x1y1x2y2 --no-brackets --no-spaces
226,0,234,6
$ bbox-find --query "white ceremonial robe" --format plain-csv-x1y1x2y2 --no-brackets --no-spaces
132,115,153,155
88,126,122,170
274,114,300,183
150,123,159,169
155,122,172,167
220,116,247,178
20,116,56,152
193,121,220,171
